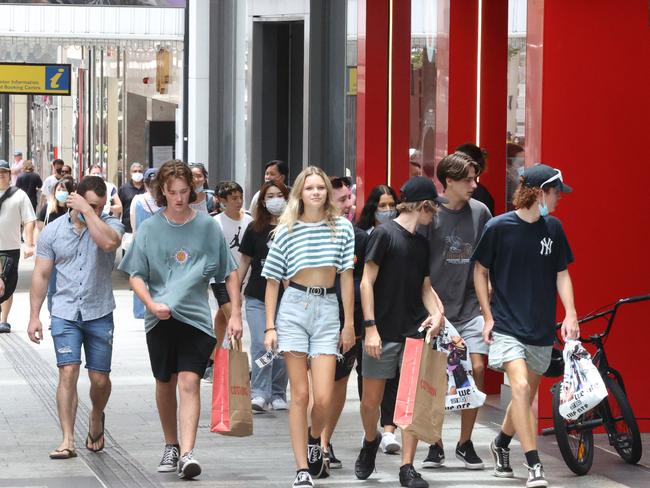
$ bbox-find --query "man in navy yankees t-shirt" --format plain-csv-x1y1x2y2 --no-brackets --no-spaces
472,164,580,488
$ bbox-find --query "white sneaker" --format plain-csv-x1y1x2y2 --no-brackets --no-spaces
380,431,401,454
251,396,267,413
271,398,288,410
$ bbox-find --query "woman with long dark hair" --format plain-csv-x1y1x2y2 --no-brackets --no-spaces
356,185,399,233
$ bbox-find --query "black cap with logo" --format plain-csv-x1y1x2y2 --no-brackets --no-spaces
522,164,572,193
400,176,448,204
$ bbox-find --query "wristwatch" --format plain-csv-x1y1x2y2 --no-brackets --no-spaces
363,319,377,328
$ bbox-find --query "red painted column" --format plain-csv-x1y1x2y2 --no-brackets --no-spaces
478,0,508,216
388,0,411,191
533,0,650,432
447,0,478,150
356,0,389,209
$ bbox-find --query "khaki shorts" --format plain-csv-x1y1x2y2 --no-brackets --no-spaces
488,332,552,376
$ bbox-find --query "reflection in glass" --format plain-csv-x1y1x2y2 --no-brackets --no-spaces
506,0,526,210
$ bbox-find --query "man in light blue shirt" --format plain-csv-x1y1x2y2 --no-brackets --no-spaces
28,175,123,460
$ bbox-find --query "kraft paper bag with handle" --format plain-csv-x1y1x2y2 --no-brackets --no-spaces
210,338,253,437
394,329,447,444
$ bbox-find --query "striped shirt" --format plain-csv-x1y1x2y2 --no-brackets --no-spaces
262,217,355,281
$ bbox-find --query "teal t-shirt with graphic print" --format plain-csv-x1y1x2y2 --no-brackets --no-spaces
119,212,236,336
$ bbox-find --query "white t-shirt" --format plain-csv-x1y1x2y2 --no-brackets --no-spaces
42,174,60,200
0,187,37,250
214,211,253,266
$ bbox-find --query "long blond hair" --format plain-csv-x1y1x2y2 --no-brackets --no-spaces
278,166,339,233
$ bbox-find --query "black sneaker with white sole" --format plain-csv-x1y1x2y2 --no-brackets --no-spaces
525,463,548,488
355,433,381,480
399,464,429,488
455,440,484,469
421,443,445,468
327,443,342,469
177,450,201,479
489,440,514,478
157,443,179,472
307,431,325,478
292,470,314,487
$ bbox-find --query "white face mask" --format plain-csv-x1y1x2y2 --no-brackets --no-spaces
131,172,144,183
265,197,287,216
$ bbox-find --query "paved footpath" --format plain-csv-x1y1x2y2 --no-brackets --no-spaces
0,256,648,487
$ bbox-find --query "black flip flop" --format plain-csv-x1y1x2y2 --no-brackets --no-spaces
86,412,105,452
49,448,78,459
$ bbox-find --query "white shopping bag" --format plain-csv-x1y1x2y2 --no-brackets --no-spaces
435,319,487,411
558,340,608,420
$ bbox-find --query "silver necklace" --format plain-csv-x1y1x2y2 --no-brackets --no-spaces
162,209,194,227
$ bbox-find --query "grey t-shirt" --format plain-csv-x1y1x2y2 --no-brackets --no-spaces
422,198,491,324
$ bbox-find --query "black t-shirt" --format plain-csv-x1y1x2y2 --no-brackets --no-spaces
365,220,430,342
239,225,282,302
336,225,368,335
16,172,42,209
118,182,145,233
472,211,574,346
37,204,68,225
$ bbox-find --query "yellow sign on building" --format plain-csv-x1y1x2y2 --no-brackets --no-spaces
0,63,71,95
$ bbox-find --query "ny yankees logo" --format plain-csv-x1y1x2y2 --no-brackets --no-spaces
540,237,553,256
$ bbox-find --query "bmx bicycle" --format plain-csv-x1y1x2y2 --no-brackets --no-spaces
541,294,649,475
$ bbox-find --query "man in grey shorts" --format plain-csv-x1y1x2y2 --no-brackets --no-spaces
419,152,492,470
472,164,579,488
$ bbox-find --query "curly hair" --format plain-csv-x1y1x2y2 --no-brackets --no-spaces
152,160,197,208
512,176,552,209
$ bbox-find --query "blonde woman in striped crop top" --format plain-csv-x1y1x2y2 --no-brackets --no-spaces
261,166,355,486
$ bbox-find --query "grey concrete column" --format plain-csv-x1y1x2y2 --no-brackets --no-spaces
187,0,210,165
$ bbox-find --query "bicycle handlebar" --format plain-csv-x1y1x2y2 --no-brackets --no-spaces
554,294,650,341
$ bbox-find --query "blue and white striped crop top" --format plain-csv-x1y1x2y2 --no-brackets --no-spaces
261,217,355,281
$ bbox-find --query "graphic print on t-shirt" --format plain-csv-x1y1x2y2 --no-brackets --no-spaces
173,248,190,265
443,231,473,264
229,226,242,250
540,237,553,255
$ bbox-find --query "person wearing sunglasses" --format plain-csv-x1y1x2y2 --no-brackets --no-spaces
472,163,579,488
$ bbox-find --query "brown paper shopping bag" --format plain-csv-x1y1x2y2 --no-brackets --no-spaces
210,339,253,437
396,331,447,444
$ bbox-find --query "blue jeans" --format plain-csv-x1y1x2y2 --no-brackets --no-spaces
46,267,57,314
51,312,114,373
246,296,288,402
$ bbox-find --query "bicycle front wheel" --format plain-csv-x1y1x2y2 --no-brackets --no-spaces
552,381,594,475
601,376,642,464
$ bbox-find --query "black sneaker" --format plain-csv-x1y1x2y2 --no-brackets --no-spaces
292,470,314,487
455,440,484,469
399,464,429,488
354,433,381,480
489,439,514,478
0,322,11,333
307,430,325,478
177,450,201,479
327,443,342,469
157,443,179,472
421,443,445,468
525,463,548,488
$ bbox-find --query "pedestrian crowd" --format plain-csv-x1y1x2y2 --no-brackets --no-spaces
0,146,579,488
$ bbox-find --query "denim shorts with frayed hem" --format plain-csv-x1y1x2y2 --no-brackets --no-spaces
51,312,114,373
276,286,340,357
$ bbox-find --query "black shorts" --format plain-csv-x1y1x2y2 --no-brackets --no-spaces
0,249,19,305
210,282,231,308
146,317,217,382
335,338,363,381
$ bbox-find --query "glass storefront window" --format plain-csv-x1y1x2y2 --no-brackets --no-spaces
506,0,527,210
345,0,358,182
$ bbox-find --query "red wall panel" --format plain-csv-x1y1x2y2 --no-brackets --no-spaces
534,0,650,431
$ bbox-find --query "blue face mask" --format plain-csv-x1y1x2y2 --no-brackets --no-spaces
55,191,68,203
538,194,549,217
375,209,397,225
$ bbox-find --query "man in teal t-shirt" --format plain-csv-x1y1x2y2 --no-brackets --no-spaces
119,160,242,480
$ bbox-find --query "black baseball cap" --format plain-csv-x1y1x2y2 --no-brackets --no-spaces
0,160,10,171
400,176,448,204
522,164,572,193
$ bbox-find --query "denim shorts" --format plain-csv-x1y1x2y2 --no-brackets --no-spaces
51,312,115,373
276,286,340,357
488,332,553,376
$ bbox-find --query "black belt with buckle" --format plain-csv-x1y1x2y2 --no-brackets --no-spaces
289,282,336,296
